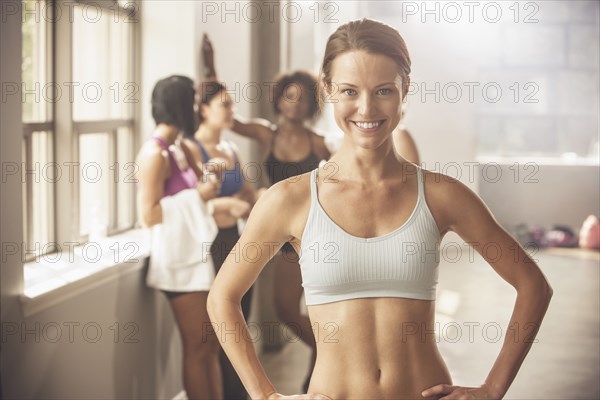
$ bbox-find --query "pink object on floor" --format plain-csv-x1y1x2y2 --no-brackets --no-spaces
579,215,600,250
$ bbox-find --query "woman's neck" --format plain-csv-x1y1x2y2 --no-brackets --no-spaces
277,117,306,135
333,136,400,182
154,124,180,146
196,123,222,145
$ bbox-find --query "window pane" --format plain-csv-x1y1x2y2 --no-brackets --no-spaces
23,131,55,260
22,0,51,122
72,5,133,121
22,140,28,248
79,133,111,237
31,131,55,246
116,126,135,230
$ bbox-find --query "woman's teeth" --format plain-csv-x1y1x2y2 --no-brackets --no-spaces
354,121,382,129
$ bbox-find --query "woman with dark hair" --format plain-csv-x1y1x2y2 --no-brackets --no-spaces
136,75,248,399
182,80,259,400
207,19,553,399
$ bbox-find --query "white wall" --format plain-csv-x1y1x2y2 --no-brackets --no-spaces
194,1,256,156
479,163,600,230
140,1,197,140
2,267,181,399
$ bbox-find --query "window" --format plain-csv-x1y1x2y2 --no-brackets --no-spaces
22,0,138,261
71,1,136,237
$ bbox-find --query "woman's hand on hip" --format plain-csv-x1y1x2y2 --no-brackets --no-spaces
266,393,333,400
422,383,501,399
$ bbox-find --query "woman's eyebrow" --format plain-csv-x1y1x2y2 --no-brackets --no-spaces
375,82,397,87
336,82,398,88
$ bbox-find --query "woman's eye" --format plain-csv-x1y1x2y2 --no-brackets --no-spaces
377,88,392,95
342,88,357,96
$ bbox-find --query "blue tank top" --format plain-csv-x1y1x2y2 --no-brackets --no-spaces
194,139,244,197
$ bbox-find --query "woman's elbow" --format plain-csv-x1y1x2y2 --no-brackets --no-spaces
543,280,554,302
532,275,553,304
517,273,553,303
206,288,220,321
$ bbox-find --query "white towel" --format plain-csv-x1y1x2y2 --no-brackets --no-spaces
146,189,218,292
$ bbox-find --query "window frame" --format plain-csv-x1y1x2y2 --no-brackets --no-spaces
22,0,140,261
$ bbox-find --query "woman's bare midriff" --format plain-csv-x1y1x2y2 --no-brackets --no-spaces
307,297,452,400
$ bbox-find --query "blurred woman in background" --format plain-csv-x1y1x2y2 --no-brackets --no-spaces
183,79,258,400
201,34,329,392
137,75,249,399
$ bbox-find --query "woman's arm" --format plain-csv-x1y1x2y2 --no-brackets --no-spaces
231,116,273,153
135,144,166,228
207,181,297,399
201,33,217,80
137,140,222,228
423,174,553,399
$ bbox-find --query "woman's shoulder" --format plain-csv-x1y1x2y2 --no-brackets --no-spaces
137,139,167,164
250,171,312,226
420,167,473,196
270,169,313,201
420,166,489,234
135,140,170,181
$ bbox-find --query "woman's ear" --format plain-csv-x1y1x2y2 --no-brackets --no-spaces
402,76,411,101
199,103,209,121
322,80,337,105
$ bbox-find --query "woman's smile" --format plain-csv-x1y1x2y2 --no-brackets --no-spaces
351,119,387,133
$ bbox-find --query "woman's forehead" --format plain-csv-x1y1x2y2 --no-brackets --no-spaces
330,51,402,86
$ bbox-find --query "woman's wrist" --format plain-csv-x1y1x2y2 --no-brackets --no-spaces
482,381,506,399
248,389,278,400
264,391,279,399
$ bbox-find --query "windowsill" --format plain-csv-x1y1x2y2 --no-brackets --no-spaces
476,155,600,166
21,229,151,317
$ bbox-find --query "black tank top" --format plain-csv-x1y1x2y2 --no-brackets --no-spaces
264,126,321,185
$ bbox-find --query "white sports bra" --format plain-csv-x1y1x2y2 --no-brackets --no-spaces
299,166,441,306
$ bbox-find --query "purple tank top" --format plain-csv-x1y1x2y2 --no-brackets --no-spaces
152,137,198,197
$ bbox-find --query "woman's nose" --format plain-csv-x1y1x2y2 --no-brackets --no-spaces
357,93,374,117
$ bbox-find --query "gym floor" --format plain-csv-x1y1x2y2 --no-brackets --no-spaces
262,248,600,399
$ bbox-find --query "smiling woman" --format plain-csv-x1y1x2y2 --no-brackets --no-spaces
207,18,553,400
326,50,404,150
